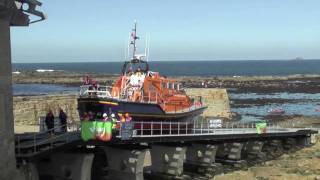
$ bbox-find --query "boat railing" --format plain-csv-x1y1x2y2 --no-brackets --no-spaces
79,85,112,98
117,120,292,138
141,91,163,104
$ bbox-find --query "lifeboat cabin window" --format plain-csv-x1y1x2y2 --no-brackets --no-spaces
171,83,175,90
161,82,166,89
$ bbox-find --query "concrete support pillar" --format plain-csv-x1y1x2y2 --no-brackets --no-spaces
103,147,147,180
20,162,39,180
217,142,243,160
242,141,266,165
149,145,186,177
186,144,217,165
0,9,25,180
37,153,94,180
184,144,222,178
262,139,284,159
296,136,312,147
283,138,298,153
227,142,244,160
216,142,246,169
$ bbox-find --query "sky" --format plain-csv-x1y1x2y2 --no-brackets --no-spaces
11,0,320,63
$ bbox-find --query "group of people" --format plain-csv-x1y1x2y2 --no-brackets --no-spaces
81,111,132,130
45,108,68,135
127,68,145,101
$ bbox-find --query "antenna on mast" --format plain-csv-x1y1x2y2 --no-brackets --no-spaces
130,20,139,60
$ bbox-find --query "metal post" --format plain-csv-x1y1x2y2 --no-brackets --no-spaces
161,121,163,135
232,123,234,133
151,121,153,136
119,122,122,137
50,132,53,148
141,122,144,136
178,122,180,135
17,136,21,156
33,134,36,153
200,120,203,134
170,121,172,135
185,122,188,134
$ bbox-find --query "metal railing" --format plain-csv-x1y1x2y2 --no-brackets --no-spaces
79,85,112,98
15,122,81,157
117,120,301,138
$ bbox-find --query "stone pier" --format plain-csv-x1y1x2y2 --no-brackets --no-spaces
296,135,312,147
185,144,222,178
103,147,147,180
216,142,246,169
242,141,266,165
149,145,186,177
262,139,284,159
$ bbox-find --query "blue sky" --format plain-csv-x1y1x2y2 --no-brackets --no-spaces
11,0,320,63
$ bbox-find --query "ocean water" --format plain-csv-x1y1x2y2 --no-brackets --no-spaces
229,93,320,100
230,92,320,122
13,84,78,96
13,60,320,76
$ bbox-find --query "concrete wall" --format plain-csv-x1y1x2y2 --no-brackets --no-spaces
0,16,18,180
0,7,27,179
186,88,231,119
13,95,79,125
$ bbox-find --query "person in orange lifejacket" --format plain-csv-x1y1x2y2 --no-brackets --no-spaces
125,113,132,122
118,113,126,123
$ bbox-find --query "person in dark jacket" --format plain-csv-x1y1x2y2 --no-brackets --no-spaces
59,108,67,132
45,110,55,135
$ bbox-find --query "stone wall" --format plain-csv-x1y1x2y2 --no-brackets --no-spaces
186,88,231,119
13,95,79,125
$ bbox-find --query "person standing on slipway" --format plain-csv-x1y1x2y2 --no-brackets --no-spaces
59,108,67,132
45,109,55,135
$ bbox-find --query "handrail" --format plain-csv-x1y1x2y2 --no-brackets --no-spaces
117,120,299,139
15,122,81,157
79,85,112,98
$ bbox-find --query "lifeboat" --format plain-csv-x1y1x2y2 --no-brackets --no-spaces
78,22,206,122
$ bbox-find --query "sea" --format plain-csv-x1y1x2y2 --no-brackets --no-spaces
12,60,320,76
12,60,320,121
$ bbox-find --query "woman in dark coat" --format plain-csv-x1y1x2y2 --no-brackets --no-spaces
59,108,67,132
45,110,55,134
